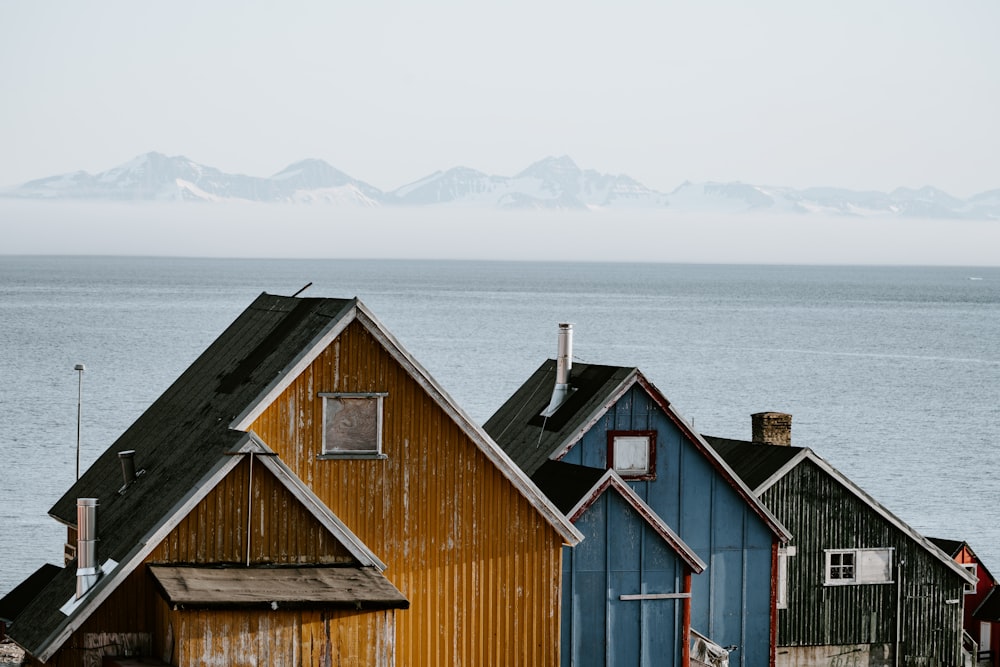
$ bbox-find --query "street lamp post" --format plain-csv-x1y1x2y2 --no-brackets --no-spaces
75,363,85,481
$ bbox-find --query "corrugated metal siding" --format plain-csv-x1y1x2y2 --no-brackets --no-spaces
249,320,565,667
765,459,965,666
149,458,353,565
156,603,396,667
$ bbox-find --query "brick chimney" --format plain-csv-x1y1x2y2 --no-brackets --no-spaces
752,412,792,446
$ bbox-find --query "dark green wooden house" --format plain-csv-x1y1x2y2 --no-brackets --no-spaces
708,412,975,667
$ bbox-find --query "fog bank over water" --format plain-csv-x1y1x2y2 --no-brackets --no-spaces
3,201,998,266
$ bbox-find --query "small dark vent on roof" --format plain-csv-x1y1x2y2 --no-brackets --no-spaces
217,299,317,394
528,364,619,431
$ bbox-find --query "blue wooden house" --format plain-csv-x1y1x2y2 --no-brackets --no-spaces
532,460,706,667
484,325,790,667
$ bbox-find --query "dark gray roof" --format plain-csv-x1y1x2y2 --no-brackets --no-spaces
10,294,356,656
975,585,1000,622
530,460,606,515
0,564,60,625
703,436,805,491
483,360,635,476
927,537,965,559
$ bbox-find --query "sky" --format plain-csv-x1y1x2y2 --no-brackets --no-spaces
2,1,1000,198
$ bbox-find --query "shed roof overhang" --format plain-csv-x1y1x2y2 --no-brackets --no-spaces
148,565,409,610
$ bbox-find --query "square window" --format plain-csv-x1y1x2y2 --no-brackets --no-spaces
319,393,387,459
607,431,656,480
828,551,855,581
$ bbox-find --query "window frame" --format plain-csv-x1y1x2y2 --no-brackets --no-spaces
963,563,979,594
777,546,796,609
824,547,894,586
606,430,656,480
317,392,388,460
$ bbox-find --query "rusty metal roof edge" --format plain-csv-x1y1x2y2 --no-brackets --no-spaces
638,372,793,543
568,468,707,574
354,302,584,547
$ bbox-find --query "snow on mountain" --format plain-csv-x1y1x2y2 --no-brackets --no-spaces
3,153,998,219
271,159,383,204
389,167,507,205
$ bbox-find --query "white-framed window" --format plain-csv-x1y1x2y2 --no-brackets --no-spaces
607,431,656,480
318,392,387,459
777,546,796,609
963,563,979,594
825,548,893,585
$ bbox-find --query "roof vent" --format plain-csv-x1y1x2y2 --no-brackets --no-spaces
117,450,145,494
76,498,102,599
541,323,574,417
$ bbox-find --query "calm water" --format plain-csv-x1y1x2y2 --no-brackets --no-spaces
1,256,998,596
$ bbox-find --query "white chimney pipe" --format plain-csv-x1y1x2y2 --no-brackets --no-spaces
541,323,574,417
76,498,102,599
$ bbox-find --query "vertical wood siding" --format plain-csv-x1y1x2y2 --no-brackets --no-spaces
148,458,353,565
556,385,775,667
765,459,965,667
562,490,688,667
40,458,380,666
248,320,565,667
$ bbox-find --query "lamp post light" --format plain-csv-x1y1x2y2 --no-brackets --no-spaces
75,363,85,482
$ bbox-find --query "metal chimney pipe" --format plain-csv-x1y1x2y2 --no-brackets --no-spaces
118,450,136,487
76,498,101,599
541,323,574,417
555,323,573,385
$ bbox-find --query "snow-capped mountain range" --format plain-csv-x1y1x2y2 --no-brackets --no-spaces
3,152,998,219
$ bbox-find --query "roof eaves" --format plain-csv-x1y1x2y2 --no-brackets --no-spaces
798,449,976,585
230,297,358,431
549,369,640,463
354,302,584,546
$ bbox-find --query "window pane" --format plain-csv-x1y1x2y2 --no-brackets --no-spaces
324,397,378,453
613,436,649,474
859,549,891,583
829,552,855,581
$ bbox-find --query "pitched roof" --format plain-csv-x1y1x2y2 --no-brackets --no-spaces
927,537,965,559
484,360,634,477
485,360,789,541
531,461,705,574
704,436,806,491
707,437,975,586
10,436,391,661
11,293,580,661
927,537,997,588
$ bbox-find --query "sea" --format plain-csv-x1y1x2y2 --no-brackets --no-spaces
1,255,998,597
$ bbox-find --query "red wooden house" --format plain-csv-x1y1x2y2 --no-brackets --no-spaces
930,538,1000,667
